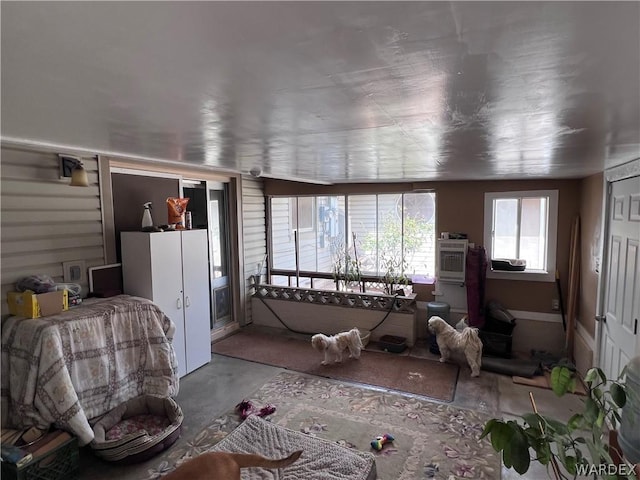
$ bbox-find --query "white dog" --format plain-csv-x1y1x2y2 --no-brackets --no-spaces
311,328,363,365
428,316,483,377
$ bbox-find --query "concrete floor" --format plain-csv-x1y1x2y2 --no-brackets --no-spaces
78,326,586,479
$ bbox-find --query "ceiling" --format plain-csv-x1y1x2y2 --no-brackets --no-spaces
2,2,639,184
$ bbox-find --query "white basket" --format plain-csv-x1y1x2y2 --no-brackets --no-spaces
359,330,371,347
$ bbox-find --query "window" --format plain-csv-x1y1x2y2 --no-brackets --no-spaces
483,190,558,282
269,192,436,291
291,197,315,231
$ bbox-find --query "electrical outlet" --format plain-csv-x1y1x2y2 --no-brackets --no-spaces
552,298,560,311
63,260,86,284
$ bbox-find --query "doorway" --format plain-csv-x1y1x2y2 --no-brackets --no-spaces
208,183,232,330
184,181,233,331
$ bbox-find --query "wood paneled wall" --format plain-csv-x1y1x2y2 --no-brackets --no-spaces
1,146,105,315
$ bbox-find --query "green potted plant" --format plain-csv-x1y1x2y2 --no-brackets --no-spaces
331,235,364,292
380,254,409,295
481,365,634,479
361,212,431,296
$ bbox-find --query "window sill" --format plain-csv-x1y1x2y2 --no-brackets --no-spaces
487,269,555,282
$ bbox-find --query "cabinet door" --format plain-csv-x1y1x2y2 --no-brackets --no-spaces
181,230,212,373
149,232,188,378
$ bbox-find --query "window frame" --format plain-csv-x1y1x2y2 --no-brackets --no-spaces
268,191,436,290
483,189,558,282
291,196,315,233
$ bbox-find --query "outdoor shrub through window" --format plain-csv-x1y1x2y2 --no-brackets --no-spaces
268,192,436,293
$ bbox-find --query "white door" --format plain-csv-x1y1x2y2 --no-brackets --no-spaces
600,175,640,381
181,230,212,373
150,232,188,378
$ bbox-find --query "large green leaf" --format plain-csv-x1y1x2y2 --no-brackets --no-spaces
521,413,544,429
595,367,607,384
486,420,515,452
567,413,584,431
584,397,599,423
544,416,569,435
530,437,552,465
503,427,531,474
593,387,603,400
596,410,606,428
610,383,627,408
556,441,574,474
564,456,577,474
480,419,497,439
523,426,544,446
551,366,575,396
584,367,599,384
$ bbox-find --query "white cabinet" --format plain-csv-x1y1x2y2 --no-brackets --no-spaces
121,230,212,377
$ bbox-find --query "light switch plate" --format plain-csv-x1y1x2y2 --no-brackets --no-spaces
63,260,86,284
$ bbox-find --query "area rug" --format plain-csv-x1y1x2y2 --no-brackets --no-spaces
212,330,459,402
144,371,500,480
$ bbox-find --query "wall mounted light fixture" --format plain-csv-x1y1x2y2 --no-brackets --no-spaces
59,155,89,187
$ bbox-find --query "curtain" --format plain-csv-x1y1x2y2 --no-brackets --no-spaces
465,245,488,328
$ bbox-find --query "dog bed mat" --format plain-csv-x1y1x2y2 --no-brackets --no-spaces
90,394,183,464
210,415,376,479
481,356,541,378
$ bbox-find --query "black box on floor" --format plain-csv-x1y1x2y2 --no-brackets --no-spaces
1,432,78,480
479,315,516,358
379,335,407,353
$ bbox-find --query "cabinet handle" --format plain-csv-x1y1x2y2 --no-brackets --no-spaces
177,298,182,309
185,296,191,307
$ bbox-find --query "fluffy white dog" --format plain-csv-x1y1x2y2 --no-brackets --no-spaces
311,328,363,365
428,316,483,377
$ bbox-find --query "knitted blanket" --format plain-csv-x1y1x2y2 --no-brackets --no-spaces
211,415,376,479
1,295,179,445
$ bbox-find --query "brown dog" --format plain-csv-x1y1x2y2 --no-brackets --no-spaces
162,449,303,479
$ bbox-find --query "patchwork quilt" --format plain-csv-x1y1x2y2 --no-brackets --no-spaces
1,295,179,445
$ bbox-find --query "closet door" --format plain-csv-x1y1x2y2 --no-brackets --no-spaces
121,231,186,377
181,230,212,373
149,232,187,378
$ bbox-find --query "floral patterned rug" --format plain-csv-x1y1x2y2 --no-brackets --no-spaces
143,371,500,480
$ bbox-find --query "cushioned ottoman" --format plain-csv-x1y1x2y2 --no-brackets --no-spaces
210,415,376,479
90,394,183,464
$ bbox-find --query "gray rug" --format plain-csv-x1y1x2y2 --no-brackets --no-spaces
141,371,500,480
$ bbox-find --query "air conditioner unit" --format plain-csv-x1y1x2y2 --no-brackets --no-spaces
436,239,468,283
